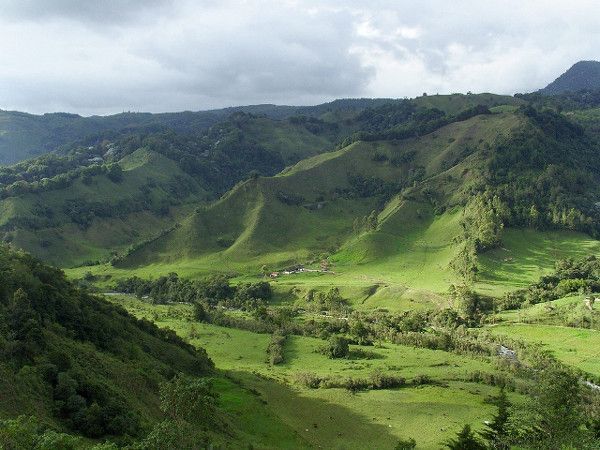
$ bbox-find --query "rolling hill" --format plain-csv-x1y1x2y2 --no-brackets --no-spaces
0,99,402,165
0,94,523,268
110,103,600,306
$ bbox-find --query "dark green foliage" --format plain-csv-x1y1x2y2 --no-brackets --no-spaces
517,88,600,111
519,364,589,448
480,389,511,449
193,302,208,323
499,255,600,311
276,191,305,206
0,245,213,440
449,285,493,325
484,108,600,237
293,370,405,392
115,274,272,310
266,332,286,365
394,437,417,450
325,335,349,359
0,415,102,450
52,371,140,438
444,424,486,450
303,288,351,315
106,164,123,183
133,375,218,450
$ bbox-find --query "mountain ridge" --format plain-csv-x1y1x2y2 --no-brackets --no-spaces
539,60,600,95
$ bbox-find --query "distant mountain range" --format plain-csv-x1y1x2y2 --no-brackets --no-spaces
0,99,396,165
540,60,600,95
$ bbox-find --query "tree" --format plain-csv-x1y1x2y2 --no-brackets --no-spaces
106,164,123,183
135,375,218,450
326,335,349,359
528,204,540,229
449,242,478,284
159,374,218,426
193,302,208,323
260,264,269,278
480,388,511,449
445,424,486,450
520,365,588,448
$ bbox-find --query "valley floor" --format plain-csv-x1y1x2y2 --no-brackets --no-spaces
111,294,521,449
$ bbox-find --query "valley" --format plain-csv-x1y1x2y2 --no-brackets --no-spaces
2,66,600,449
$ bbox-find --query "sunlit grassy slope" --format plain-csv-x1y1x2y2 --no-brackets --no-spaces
66,110,600,305
119,113,520,268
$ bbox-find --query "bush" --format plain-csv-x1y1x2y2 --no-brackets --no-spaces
324,335,349,359
266,332,286,365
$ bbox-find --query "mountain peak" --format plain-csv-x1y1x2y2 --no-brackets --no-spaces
540,60,600,95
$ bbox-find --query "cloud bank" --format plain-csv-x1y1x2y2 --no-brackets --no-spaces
0,0,599,114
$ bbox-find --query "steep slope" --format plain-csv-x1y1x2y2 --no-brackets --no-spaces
115,107,600,302
0,94,517,268
539,60,600,95
119,111,520,269
0,244,212,438
0,245,309,448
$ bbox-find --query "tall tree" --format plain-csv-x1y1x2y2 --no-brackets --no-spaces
445,424,486,450
480,388,511,449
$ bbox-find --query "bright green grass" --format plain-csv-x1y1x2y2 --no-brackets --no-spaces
494,294,600,329
67,223,600,316
478,228,600,296
116,295,493,382
212,377,309,449
488,323,600,376
113,294,513,449
244,376,499,450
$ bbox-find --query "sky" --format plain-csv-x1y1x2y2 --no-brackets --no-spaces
0,0,599,115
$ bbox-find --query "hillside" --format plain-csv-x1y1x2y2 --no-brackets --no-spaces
111,105,600,303
0,111,346,266
539,60,600,95
0,94,521,268
0,244,210,440
0,99,402,165
0,244,310,448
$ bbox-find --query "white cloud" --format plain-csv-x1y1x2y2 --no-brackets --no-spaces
0,0,599,114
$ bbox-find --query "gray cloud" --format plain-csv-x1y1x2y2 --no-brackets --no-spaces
0,0,599,114
0,0,175,24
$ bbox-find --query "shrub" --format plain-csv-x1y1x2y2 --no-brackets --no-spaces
324,335,349,359
266,332,286,365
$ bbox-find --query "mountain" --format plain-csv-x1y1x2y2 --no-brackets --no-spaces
114,103,600,303
0,99,402,165
539,60,600,95
0,94,522,267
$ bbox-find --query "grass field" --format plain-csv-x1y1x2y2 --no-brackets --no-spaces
477,229,600,296
112,294,516,449
488,323,600,377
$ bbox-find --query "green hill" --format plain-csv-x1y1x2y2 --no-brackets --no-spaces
0,244,309,448
0,99,404,165
107,105,600,305
0,94,522,269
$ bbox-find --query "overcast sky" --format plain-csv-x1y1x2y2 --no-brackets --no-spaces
1,0,599,115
